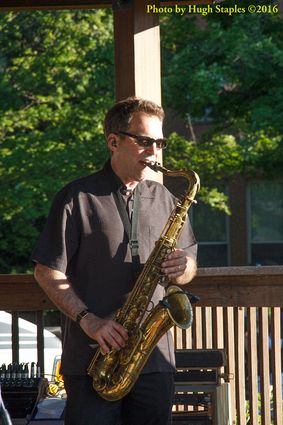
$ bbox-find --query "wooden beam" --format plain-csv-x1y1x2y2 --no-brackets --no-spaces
187,266,283,307
1,267,283,310
0,274,55,310
162,0,223,3
0,0,110,11
0,0,223,11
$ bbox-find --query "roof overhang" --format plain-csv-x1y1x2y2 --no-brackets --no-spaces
0,0,223,11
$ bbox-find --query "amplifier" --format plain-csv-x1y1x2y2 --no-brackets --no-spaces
172,414,212,424
1,378,48,419
173,349,231,425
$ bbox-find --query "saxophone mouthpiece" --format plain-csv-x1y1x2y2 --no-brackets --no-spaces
141,160,162,172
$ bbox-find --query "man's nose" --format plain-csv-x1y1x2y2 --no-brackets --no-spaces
146,142,159,155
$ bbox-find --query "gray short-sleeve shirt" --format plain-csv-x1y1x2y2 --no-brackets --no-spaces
32,161,197,375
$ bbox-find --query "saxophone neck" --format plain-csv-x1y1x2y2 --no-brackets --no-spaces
143,161,200,194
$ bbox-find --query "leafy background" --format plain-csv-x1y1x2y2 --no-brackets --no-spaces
0,3,282,272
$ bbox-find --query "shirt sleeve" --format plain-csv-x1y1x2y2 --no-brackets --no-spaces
177,214,198,261
157,182,198,262
31,187,79,274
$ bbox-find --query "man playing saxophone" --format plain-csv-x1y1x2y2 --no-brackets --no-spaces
32,97,197,425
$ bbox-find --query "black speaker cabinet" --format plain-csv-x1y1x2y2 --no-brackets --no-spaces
172,414,212,425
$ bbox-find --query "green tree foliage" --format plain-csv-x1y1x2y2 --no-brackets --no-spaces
1,7,283,272
161,0,283,133
164,131,282,213
160,2,283,212
0,10,114,272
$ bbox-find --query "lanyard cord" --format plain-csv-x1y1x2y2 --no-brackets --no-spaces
113,188,141,278
104,161,141,275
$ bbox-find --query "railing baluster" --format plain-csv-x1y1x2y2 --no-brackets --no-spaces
11,311,19,364
259,307,271,425
235,307,246,425
247,307,259,425
203,306,212,348
36,310,45,376
185,323,192,349
193,306,203,349
271,307,282,425
212,306,224,349
223,306,237,424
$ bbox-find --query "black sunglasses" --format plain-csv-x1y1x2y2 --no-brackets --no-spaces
118,131,167,150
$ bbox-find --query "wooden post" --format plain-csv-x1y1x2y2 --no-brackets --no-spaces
113,0,162,181
229,175,248,265
113,0,161,104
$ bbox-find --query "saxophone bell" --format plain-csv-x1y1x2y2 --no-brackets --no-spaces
160,285,193,329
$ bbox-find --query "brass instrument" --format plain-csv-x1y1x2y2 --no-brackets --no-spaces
87,161,200,401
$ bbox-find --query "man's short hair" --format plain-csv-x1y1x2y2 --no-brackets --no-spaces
104,97,165,138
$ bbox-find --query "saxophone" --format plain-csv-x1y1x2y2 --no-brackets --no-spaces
87,161,200,401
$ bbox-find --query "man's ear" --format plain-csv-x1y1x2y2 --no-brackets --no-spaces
107,134,118,152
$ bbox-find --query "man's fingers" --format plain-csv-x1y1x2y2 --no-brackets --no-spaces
161,249,186,269
164,264,184,273
163,269,184,279
108,327,128,350
166,248,186,260
112,321,129,340
97,338,111,355
81,315,129,353
95,320,128,352
161,260,186,274
96,331,125,354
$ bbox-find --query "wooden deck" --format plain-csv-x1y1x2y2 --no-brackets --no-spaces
1,266,283,424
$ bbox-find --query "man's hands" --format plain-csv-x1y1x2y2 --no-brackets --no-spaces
84,249,197,354
34,253,196,357
80,248,196,354
80,314,128,355
34,263,128,355
161,248,197,285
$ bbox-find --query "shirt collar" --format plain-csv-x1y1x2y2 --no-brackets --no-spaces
103,159,154,198
103,160,133,196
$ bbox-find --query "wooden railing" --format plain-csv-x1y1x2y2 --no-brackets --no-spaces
1,266,283,424
175,266,283,425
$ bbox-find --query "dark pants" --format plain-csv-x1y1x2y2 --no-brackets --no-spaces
64,373,174,425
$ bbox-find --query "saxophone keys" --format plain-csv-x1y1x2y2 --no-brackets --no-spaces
119,329,143,366
145,300,154,313
158,275,170,287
